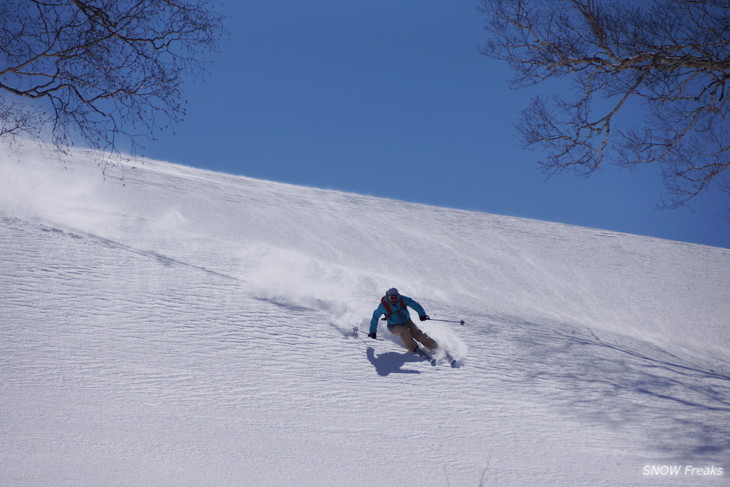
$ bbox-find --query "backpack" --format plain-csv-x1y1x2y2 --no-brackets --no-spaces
381,295,406,320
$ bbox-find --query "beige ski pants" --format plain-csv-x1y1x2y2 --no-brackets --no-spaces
390,320,438,352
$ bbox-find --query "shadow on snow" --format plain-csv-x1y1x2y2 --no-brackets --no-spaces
481,317,730,463
366,347,423,376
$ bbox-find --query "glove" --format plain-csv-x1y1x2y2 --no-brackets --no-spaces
419,315,430,321
368,332,377,339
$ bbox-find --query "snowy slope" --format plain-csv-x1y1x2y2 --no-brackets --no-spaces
1,144,729,486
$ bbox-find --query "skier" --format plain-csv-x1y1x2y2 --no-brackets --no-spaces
368,288,438,354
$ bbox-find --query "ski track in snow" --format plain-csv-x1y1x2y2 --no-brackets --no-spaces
1,145,729,486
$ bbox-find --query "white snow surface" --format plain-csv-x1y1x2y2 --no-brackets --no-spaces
2,144,729,486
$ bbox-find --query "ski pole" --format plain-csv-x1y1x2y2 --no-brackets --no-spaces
379,317,465,325
352,325,384,340
427,318,465,326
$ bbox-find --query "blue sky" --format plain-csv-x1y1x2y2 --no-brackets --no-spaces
143,0,729,249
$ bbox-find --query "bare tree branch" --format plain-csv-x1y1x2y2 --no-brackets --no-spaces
480,0,729,207
0,0,225,155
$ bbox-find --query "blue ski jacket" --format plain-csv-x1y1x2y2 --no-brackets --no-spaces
370,295,427,334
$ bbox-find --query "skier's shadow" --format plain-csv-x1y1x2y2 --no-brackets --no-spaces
367,347,422,376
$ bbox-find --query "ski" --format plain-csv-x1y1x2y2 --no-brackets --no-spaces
427,348,461,368
411,346,435,365
415,347,462,368
445,351,461,368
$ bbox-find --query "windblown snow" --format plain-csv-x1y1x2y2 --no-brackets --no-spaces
1,144,729,486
